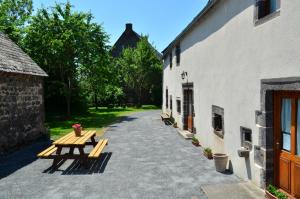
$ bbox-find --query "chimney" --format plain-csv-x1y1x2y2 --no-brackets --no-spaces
125,23,133,32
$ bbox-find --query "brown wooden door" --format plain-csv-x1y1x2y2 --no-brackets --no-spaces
274,91,300,198
183,89,194,132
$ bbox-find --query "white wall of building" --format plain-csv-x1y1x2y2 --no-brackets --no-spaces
162,0,300,187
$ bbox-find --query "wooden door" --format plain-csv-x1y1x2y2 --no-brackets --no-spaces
274,91,300,198
183,89,194,132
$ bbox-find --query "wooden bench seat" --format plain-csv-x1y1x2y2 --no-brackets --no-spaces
160,113,170,120
37,145,57,158
88,139,108,158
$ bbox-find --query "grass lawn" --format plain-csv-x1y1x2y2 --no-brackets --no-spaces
46,105,160,140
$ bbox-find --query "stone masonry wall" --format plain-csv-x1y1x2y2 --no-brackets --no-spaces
0,72,47,153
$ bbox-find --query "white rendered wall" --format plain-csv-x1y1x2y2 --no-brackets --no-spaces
162,0,300,187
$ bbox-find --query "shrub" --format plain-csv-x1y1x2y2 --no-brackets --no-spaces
192,136,199,143
267,185,288,199
204,147,212,154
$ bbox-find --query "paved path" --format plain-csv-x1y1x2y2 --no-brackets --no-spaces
0,110,242,199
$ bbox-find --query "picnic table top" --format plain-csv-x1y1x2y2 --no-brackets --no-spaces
53,130,96,146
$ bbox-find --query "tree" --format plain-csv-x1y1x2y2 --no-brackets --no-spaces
0,0,33,43
23,2,110,117
118,36,162,107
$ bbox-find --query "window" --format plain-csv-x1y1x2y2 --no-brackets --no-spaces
175,44,181,66
240,127,253,150
169,52,173,69
176,99,181,114
170,95,173,111
166,89,168,108
256,0,279,20
212,105,224,138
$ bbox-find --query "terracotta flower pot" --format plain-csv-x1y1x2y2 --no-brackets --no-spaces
73,127,82,136
265,191,277,199
192,140,200,147
203,151,213,159
213,153,228,172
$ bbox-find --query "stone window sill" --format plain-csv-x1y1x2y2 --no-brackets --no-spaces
214,130,224,139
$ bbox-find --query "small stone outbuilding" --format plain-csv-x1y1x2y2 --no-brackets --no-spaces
0,33,48,153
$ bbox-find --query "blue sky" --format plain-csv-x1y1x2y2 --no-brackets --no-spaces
32,0,208,52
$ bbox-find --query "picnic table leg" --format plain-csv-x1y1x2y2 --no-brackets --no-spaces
69,146,74,155
91,135,97,147
78,147,88,168
52,146,62,169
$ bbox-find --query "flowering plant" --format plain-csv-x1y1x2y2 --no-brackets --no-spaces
72,124,82,136
72,124,81,129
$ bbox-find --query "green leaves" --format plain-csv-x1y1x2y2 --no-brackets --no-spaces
118,36,162,106
23,1,110,116
0,0,33,43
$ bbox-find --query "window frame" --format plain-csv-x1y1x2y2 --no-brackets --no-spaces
176,99,181,114
175,44,181,66
169,52,173,69
212,105,225,139
254,0,281,26
166,89,168,109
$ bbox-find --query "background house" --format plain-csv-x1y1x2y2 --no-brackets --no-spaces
111,23,162,105
162,0,300,196
0,33,48,153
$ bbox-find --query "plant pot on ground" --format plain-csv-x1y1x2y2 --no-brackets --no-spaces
213,153,228,173
173,122,178,128
203,147,213,159
191,136,200,146
266,185,288,199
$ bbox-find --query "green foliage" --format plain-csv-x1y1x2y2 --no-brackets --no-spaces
267,185,288,199
118,36,162,106
192,136,199,143
23,1,110,117
0,0,33,43
204,147,212,154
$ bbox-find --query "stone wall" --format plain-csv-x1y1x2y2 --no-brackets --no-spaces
0,72,47,153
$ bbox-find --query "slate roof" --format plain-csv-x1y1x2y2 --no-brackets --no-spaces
0,32,48,77
111,23,162,59
162,0,219,56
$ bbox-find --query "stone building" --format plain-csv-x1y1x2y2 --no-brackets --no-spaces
162,0,300,197
0,33,48,153
111,23,141,58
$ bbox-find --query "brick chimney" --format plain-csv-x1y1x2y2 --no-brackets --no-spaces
125,23,133,32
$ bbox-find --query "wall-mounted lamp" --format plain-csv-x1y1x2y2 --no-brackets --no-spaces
181,71,188,80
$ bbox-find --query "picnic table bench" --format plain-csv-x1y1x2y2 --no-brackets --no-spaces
38,130,108,168
160,113,170,120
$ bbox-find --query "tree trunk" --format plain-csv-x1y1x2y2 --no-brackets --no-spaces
137,86,142,108
94,92,98,110
66,77,71,118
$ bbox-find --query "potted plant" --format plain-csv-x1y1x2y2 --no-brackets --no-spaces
213,153,228,173
266,184,288,199
72,123,82,137
173,122,178,128
191,136,200,146
203,147,213,159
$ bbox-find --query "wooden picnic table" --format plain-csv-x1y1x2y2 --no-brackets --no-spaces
38,130,108,168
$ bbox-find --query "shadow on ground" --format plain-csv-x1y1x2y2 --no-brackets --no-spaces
42,152,112,175
0,137,51,179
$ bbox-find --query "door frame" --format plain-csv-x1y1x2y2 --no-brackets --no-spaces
273,91,300,197
182,83,194,132
257,77,300,189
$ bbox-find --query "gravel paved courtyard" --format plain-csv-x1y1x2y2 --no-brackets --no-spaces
0,110,241,199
